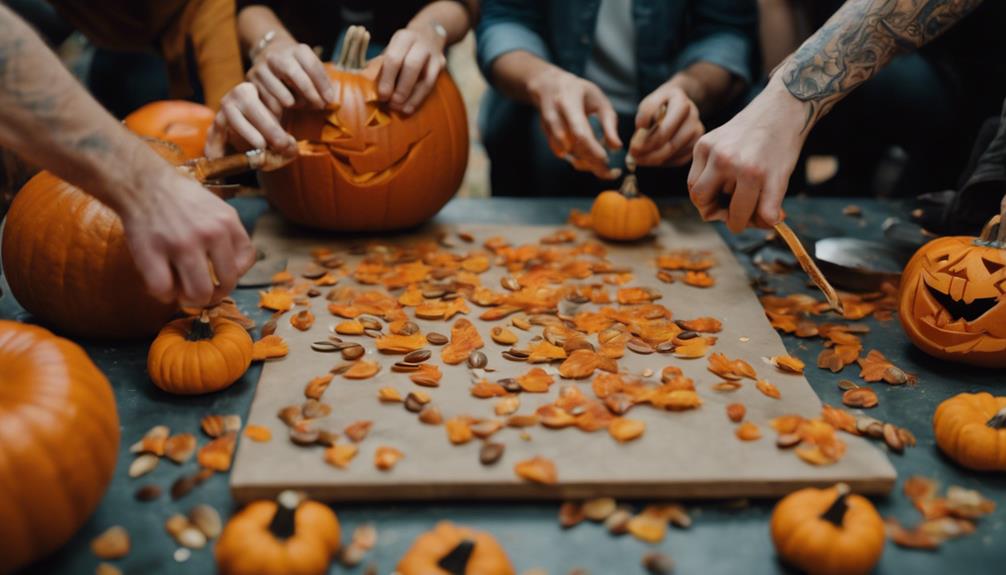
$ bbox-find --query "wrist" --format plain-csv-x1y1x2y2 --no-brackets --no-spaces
666,73,704,107
253,34,296,64
762,73,814,135
409,18,448,53
526,63,564,107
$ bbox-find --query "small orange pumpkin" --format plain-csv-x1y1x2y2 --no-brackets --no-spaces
590,175,660,241
1,139,184,338
216,490,341,575
147,312,253,395
397,521,515,575
0,320,119,573
124,100,215,159
261,26,468,231
933,392,1006,471
770,483,885,575
899,213,1006,367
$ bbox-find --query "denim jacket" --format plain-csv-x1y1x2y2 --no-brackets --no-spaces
476,0,756,99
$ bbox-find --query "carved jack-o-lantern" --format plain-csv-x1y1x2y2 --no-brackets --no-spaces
262,26,468,231
899,214,1006,368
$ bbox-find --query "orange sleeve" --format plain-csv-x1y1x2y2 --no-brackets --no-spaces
186,0,244,110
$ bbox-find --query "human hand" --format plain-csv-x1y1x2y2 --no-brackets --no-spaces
527,67,622,179
119,168,256,307
248,39,335,112
205,82,297,158
686,80,807,232
630,82,704,167
377,26,447,115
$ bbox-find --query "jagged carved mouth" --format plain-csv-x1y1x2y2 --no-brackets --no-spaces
327,134,427,186
924,281,999,326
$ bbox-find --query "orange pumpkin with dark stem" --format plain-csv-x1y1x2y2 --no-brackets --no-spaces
124,100,215,159
148,312,253,394
1,140,183,339
261,26,468,231
590,175,660,241
770,483,885,575
933,392,1006,471
216,490,341,575
397,521,515,575
899,213,1006,367
0,320,119,573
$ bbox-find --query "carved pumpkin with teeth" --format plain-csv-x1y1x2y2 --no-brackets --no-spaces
262,26,468,231
899,214,1006,367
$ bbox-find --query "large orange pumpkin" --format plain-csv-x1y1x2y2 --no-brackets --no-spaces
898,214,1006,367
124,100,215,159
261,26,468,231
0,320,120,573
1,140,182,338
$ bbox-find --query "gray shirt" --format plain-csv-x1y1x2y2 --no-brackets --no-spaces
583,0,638,115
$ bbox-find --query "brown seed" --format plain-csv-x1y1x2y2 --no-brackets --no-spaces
91,526,130,559
277,405,303,427
363,328,383,338
506,347,530,358
170,468,213,500
342,345,365,361
677,330,698,340
311,341,340,352
392,362,421,373
655,341,675,353
359,317,382,330
882,366,910,385
261,317,278,336
626,338,654,355
302,399,332,419
726,403,746,423
403,349,431,363
642,552,674,575
398,321,420,335
866,422,885,439
404,393,424,413
499,378,521,393
316,429,339,447
502,351,528,362
605,508,632,535
480,442,505,465
776,433,802,449
134,484,162,502
307,288,321,298
422,287,446,299
189,504,222,539
165,433,197,464
418,405,443,425
883,423,904,453
559,501,586,528
301,263,326,279
468,350,488,369
838,379,860,391
426,332,448,345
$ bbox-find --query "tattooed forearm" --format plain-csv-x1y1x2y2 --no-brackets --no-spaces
780,0,983,131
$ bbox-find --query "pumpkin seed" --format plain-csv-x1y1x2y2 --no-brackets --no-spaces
128,454,159,478
398,321,420,335
776,433,801,449
838,379,860,391
479,442,505,465
134,484,162,502
882,366,909,385
500,276,520,291
177,526,207,549
418,405,443,425
583,497,616,521
865,422,885,439
498,377,521,393
411,374,440,387
422,287,446,299
403,349,431,363
341,345,365,361
290,427,321,446
655,341,675,353
559,502,585,528
316,429,339,447
301,264,326,279
642,552,674,575
404,393,424,413
392,362,421,372
359,316,382,330
467,350,488,369
164,514,188,538
363,328,383,338
311,341,340,352
883,423,904,453
91,526,130,559
627,338,654,355
457,231,475,243
189,504,222,539
307,288,321,298
677,330,699,340
261,317,278,336
277,405,303,427
426,332,448,345
605,508,632,535
302,399,332,419
502,351,528,362
898,427,917,447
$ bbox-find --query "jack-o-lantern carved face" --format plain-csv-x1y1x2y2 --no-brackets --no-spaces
261,25,467,232
899,215,1006,367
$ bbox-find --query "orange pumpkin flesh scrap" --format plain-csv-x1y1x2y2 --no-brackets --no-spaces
343,361,380,380
335,320,366,335
324,444,359,469
305,375,334,400
517,368,554,393
198,431,237,471
378,387,403,402
446,418,474,445
471,380,508,398
410,364,442,387
290,309,315,331
527,341,568,363
727,403,746,423
271,270,294,285
328,303,361,318
259,289,294,312
627,512,667,543
252,335,289,360
244,425,273,442
858,349,917,384
375,446,405,471
677,317,723,333
756,379,782,399
375,333,427,353
735,422,762,441
441,319,484,364
683,271,715,288
609,418,646,442
707,352,757,381
771,355,806,374
344,420,373,443
514,456,558,485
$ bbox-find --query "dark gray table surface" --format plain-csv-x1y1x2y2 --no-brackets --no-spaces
3,196,1004,575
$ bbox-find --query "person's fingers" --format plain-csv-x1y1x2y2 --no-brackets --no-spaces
636,115,702,167
726,167,762,233
250,66,295,109
391,48,430,108
172,249,215,308
294,43,335,104
238,96,297,154
401,56,442,115
204,113,229,159
689,161,728,222
130,238,176,303
756,173,787,228
222,103,267,150
633,96,688,156
207,235,238,303
228,218,256,274
273,56,325,108
557,96,608,170
585,88,622,149
540,103,569,156
668,129,702,167
377,33,414,101
687,137,710,191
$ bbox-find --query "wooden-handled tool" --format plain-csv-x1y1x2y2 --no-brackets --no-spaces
773,221,845,314
625,102,668,173
182,149,295,183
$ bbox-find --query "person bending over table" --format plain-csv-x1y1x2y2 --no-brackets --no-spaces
205,0,479,158
0,4,254,307
475,0,756,197
687,0,992,233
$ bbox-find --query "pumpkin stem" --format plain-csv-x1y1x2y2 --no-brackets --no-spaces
619,174,640,198
336,25,370,70
187,311,214,342
268,490,304,540
987,407,1006,428
820,483,851,527
437,539,476,575
977,212,1005,247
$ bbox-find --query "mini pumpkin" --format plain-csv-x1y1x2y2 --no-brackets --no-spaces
770,483,885,575
1,139,184,338
397,521,515,575
261,26,468,231
0,320,119,573
590,174,660,241
124,100,215,159
216,490,341,575
899,213,1006,367
933,391,1006,471
147,312,253,395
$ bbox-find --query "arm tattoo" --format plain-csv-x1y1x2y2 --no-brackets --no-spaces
781,0,983,132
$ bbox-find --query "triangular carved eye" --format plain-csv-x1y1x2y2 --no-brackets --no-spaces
323,113,351,140
366,104,391,127
982,258,1004,274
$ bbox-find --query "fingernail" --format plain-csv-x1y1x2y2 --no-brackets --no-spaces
403,105,414,115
